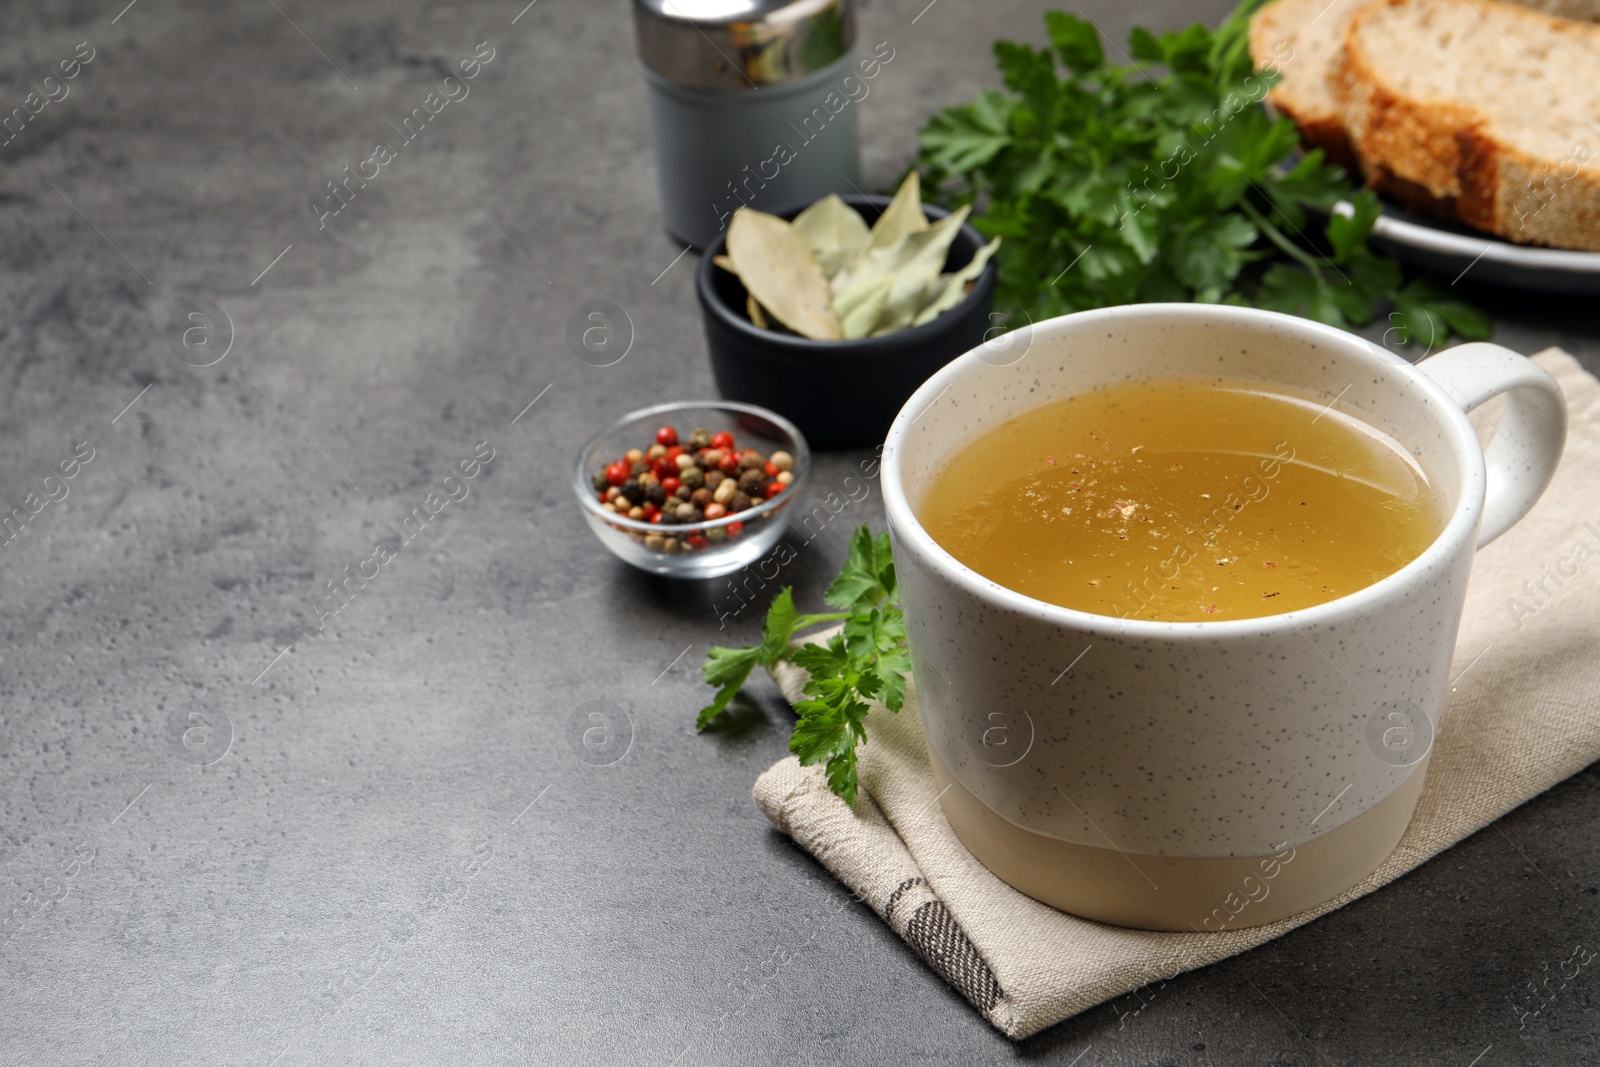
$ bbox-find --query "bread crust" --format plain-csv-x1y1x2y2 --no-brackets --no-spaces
1329,0,1474,199
1281,106,1360,174
1362,161,1461,222
1456,129,1600,251
1250,0,1360,171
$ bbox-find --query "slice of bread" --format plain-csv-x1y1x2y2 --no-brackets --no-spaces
1331,0,1600,250
1249,0,1373,169
1251,0,1600,169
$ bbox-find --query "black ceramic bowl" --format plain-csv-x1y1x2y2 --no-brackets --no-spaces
695,194,997,450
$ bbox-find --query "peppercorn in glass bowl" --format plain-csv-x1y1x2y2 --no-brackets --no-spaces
574,400,809,579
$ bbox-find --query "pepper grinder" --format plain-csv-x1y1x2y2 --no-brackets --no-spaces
633,0,862,249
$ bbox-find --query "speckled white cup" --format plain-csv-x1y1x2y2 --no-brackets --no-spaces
882,304,1566,930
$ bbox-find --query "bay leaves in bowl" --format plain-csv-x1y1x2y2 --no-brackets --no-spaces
716,172,1000,342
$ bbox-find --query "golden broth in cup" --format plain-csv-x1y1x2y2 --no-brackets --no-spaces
916,378,1443,621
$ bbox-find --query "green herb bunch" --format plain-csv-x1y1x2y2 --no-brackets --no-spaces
697,527,909,805
914,1,1490,345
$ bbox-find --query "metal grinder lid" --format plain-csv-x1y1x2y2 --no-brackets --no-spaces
633,0,857,90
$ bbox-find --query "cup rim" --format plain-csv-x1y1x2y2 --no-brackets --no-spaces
881,303,1487,639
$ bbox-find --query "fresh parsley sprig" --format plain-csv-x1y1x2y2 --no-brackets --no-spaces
914,1,1491,344
696,527,910,806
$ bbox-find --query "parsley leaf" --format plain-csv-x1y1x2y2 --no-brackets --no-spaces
824,526,896,610
1391,276,1493,352
790,684,870,805
757,587,805,663
695,587,850,730
915,0,1490,346
695,526,911,806
919,100,1011,174
1045,10,1105,73
695,644,764,730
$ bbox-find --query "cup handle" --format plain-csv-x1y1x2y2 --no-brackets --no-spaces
1415,343,1567,548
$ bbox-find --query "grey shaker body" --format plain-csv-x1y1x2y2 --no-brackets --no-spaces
634,0,861,249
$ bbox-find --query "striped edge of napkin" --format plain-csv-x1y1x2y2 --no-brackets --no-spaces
754,348,1600,1040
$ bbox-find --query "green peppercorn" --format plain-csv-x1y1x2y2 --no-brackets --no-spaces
592,470,609,492
680,466,705,489
675,502,697,523
706,527,727,543
688,427,713,450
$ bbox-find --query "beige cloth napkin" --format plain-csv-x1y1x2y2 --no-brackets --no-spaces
753,348,1600,1040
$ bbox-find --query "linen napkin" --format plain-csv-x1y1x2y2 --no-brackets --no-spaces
753,348,1600,1040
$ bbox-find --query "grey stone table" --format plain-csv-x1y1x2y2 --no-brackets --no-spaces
2,1,1597,1063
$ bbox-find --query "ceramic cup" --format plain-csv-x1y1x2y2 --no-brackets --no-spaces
881,304,1566,931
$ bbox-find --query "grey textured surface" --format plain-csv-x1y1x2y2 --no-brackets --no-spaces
1,1,1597,1064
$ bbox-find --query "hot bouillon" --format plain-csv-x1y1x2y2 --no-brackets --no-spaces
916,379,1442,621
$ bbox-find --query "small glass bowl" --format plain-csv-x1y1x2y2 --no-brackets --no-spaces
573,400,810,579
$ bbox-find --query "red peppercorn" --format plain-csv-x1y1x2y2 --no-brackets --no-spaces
656,426,678,447
662,476,681,495
687,534,709,550
605,460,630,486
764,482,784,499
597,493,607,504
719,454,740,475
727,521,744,537
666,445,684,461
710,431,735,452
652,457,676,480
642,502,659,517
650,512,663,524
764,462,779,477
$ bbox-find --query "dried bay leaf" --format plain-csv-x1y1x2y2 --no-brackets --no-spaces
746,294,770,330
832,204,971,299
913,236,1001,326
867,171,928,252
828,172,931,293
791,194,870,280
727,208,842,341
871,263,945,336
836,275,894,339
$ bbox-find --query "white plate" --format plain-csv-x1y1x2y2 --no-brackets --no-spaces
1334,198,1600,294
